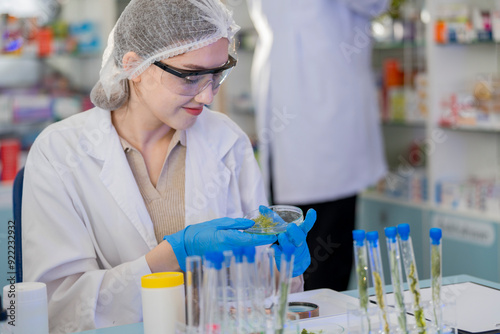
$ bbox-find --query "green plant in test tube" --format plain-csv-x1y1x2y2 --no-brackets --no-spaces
398,224,426,334
385,227,408,333
352,230,371,332
276,244,294,334
367,231,390,334
430,228,443,332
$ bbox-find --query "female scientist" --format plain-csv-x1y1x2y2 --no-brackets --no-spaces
21,0,316,332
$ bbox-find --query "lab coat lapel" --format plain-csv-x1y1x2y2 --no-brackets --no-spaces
184,110,236,226
81,109,157,249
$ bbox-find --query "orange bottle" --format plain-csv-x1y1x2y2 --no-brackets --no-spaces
435,20,447,44
382,59,404,120
37,27,53,57
0,139,21,183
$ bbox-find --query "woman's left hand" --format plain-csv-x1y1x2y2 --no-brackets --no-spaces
263,206,316,277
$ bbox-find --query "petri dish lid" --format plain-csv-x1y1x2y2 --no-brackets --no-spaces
243,205,303,235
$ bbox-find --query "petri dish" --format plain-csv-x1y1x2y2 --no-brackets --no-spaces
243,205,304,235
288,302,319,319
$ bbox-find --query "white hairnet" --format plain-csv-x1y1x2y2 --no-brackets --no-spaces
90,0,240,110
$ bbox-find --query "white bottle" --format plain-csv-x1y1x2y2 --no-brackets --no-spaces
2,282,49,334
141,272,185,334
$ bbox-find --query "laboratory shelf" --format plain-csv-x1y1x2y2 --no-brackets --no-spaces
361,192,500,224
435,40,499,47
360,191,429,211
371,0,500,284
438,124,500,134
46,53,102,59
431,204,500,225
374,41,425,50
0,53,101,60
381,120,427,128
0,120,52,133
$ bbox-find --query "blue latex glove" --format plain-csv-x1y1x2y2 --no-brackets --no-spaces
259,206,316,277
164,217,277,271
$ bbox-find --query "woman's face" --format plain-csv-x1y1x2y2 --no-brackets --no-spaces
131,38,230,130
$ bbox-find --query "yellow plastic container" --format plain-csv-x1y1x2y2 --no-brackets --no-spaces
141,272,185,334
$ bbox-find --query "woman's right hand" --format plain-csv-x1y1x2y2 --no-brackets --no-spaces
163,217,277,271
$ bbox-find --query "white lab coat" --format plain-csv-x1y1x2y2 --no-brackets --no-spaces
248,0,388,204
22,107,268,333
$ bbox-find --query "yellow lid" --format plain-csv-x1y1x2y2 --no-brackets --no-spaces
141,272,184,289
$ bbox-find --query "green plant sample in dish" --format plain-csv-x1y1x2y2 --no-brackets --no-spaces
245,214,287,235
253,214,278,229
301,329,324,334
244,205,303,235
301,324,344,334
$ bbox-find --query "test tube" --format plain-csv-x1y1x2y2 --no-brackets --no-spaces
232,247,247,334
243,246,265,333
203,251,228,334
430,228,443,332
352,230,371,331
186,256,203,333
223,249,238,316
202,252,218,333
398,223,426,334
367,231,390,334
384,227,408,333
276,244,294,334
258,247,276,332
261,247,276,309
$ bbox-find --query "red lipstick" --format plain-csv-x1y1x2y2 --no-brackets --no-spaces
183,107,203,116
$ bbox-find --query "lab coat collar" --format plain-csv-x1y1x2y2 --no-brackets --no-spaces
79,108,157,248
79,108,114,161
76,107,240,244
78,107,238,163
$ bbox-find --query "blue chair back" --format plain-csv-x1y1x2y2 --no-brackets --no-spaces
12,167,24,282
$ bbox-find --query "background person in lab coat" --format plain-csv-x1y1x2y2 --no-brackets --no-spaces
22,0,315,332
248,0,388,291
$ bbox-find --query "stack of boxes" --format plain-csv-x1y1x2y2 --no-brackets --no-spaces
435,4,500,44
436,178,500,216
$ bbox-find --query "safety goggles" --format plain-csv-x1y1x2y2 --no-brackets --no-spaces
153,55,237,96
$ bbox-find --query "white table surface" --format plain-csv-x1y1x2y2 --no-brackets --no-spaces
76,274,500,334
